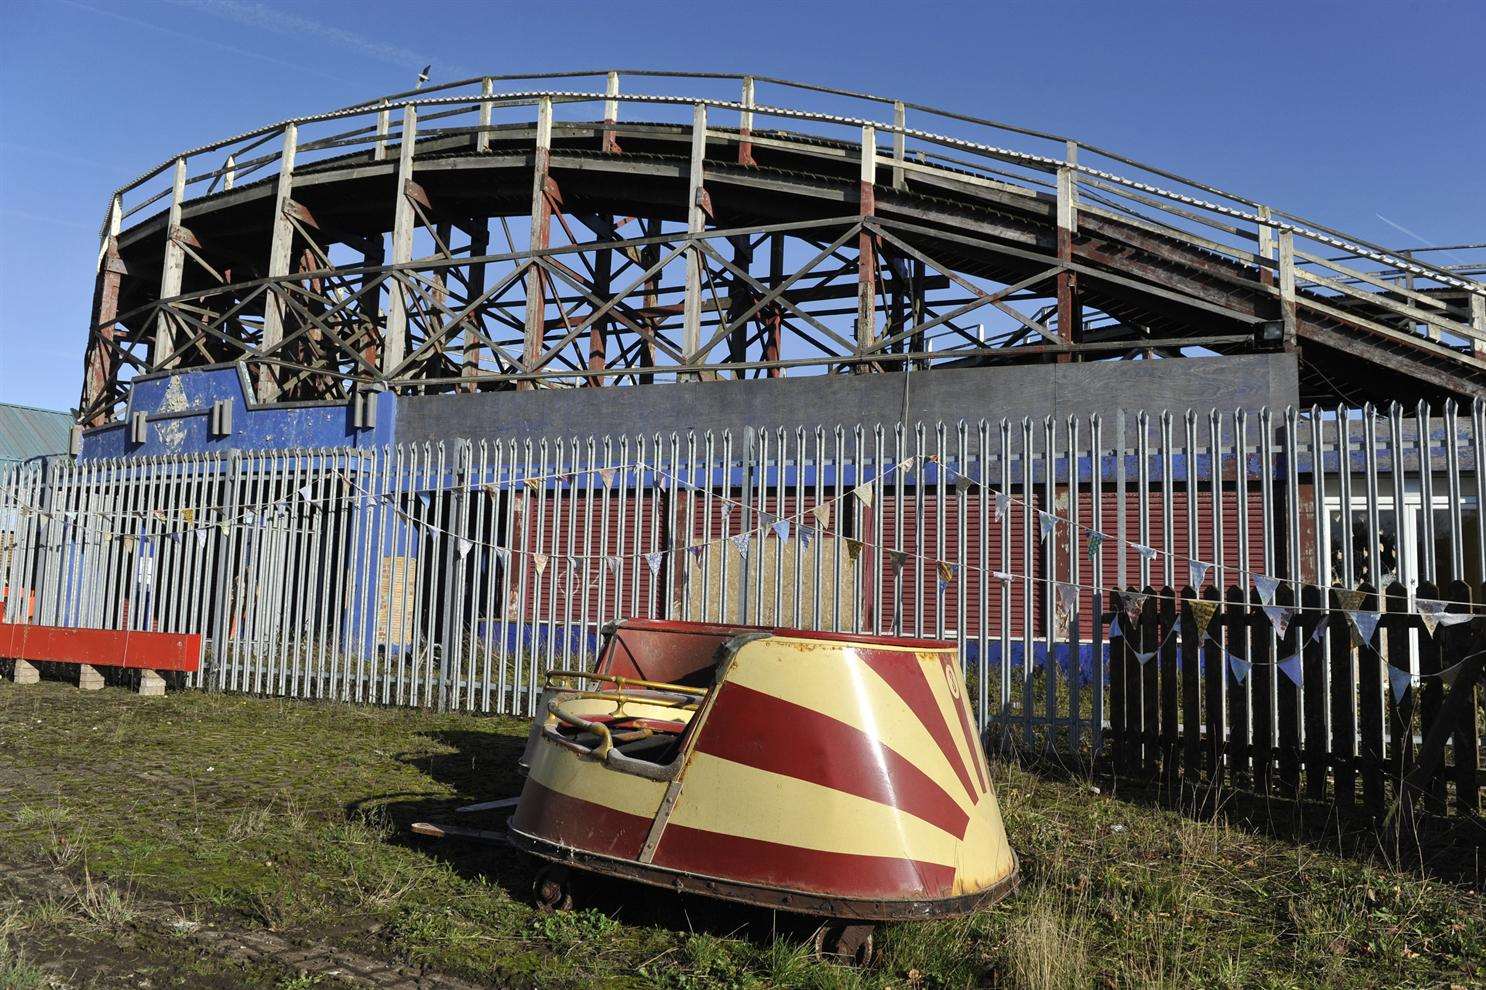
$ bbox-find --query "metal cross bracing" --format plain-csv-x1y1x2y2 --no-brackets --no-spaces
78,71,1486,427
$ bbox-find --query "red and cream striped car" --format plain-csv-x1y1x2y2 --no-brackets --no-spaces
509,618,1018,951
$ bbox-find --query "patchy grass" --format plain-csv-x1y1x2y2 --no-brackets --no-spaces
1,681,1482,989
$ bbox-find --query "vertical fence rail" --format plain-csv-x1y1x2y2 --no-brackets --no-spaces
2,401,1482,815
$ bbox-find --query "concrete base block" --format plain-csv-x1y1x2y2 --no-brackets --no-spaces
11,660,40,685
77,664,105,691
137,669,166,696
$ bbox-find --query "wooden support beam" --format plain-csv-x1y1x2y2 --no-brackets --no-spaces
602,71,620,154
738,77,755,166
85,195,124,425
373,99,390,161
1256,205,1274,288
155,158,187,368
588,221,611,383
1472,293,1486,360
766,233,783,376
464,224,489,389
726,233,754,373
260,123,298,399
681,102,707,373
1278,228,1298,351
360,239,384,367
522,97,553,387
856,125,878,369
476,78,493,153
383,106,417,374
892,101,906,192
1055,140,1080,361
639,220,659,385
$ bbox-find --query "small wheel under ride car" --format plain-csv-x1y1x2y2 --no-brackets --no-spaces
813,922,875,965
532,864,574,911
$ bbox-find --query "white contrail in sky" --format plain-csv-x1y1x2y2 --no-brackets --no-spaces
1375,213,1467,266
59,0,361,87
172,0,471,79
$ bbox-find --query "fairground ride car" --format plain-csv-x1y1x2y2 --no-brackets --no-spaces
508,618,1019,961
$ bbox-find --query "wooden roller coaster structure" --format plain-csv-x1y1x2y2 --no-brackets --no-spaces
79,70,1486,427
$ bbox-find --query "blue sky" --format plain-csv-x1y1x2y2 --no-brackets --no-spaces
1,0,1481,411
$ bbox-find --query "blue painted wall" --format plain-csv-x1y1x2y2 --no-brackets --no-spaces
80,365,395,459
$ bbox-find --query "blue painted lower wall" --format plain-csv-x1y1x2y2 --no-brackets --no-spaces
80,365,395,460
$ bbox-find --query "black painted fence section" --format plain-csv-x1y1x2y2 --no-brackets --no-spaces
1108,583,1484,819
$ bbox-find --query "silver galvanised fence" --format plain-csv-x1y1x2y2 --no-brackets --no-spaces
2,401,1482,760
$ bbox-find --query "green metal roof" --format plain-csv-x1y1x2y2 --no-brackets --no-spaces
0,402,73,468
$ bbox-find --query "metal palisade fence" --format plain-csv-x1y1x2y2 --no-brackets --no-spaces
2,400,1483,809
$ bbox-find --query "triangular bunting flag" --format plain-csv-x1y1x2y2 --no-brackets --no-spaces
1134,647,1157,665
889,550,908,572
798,526,814,549
1122,591,1148,623
852,483,875,510
1387,664,1415,703
1416,599,1474,637
298,484,314,502
1334,588,1366,612
845,538,864,562
1188,599,1219,640
1087,532,1106,559
992,570,1013,582
645,551,664,574
194,529,210,549
1252,574,1281,605
897,456,916,475
1438,664,1461,688
417,491,431,507
606,554,623,574
1277,653,1303,686
810,503,831,528
937,561,956,591
954,476,973,497
494,547,510,569
1416,599,1445,637
1133,543,1158,562
532,552,548,575
1056,582,1078,630
1346,610,1381,646
1263,605,1296,639
731,533,751,558
1229,654,1251,683
1189,559,1211,588
456,537,474,559
1038,511,1056,542
182,508,196,525
524,477,542,492
1107,614,1122,641
771,519,791,542
599,468,615,488
1309,615,1329,643
994,492,1009,522
687,545,704,560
